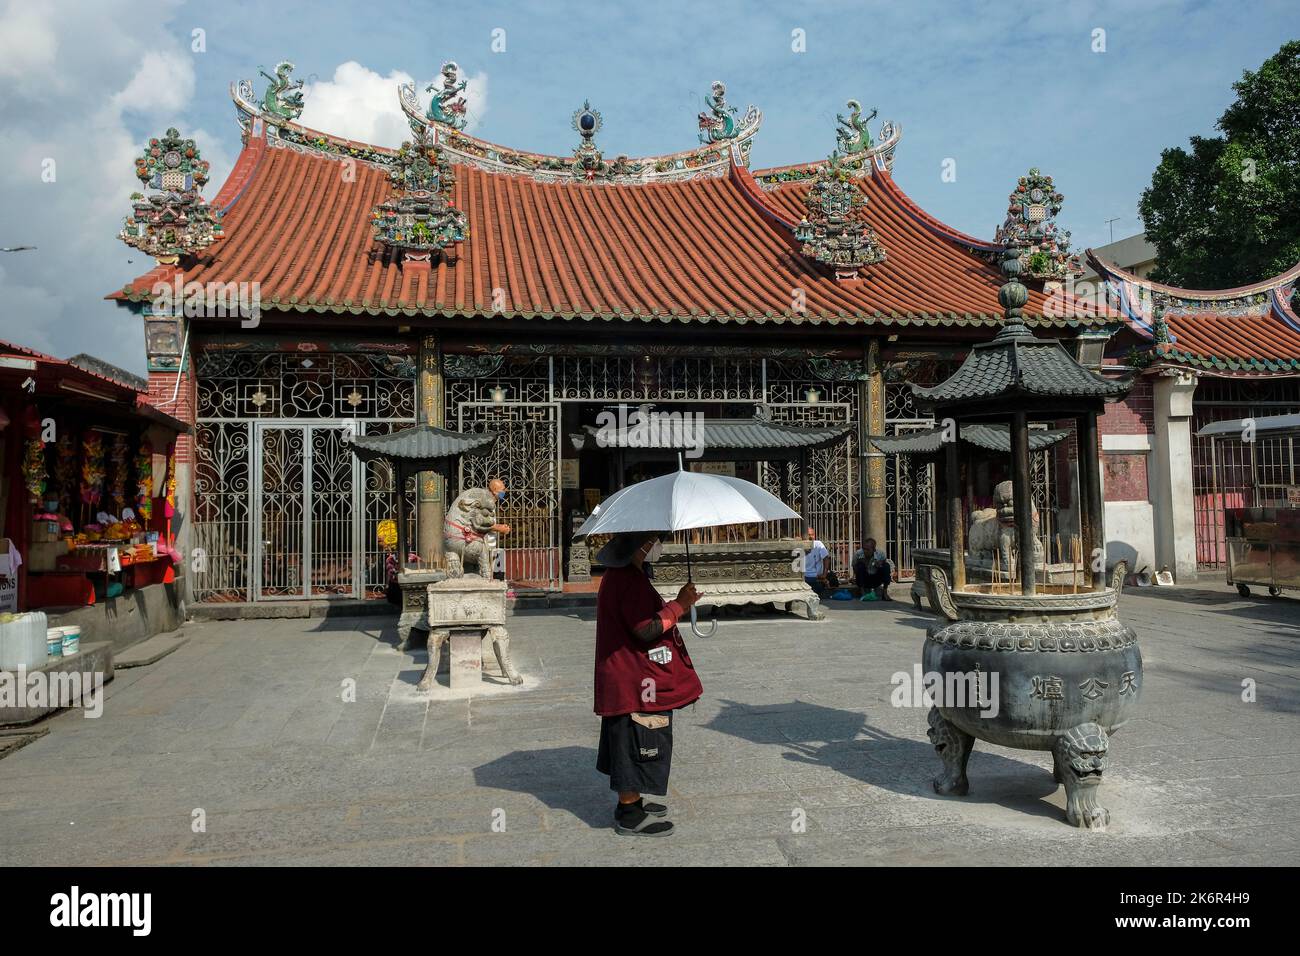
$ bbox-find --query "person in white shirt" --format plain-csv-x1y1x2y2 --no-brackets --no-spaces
803,528,831,595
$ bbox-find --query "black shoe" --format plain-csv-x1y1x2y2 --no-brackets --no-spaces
614,802,674,837
642,800,668,817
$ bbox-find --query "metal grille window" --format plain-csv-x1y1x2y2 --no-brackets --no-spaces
1193,378,1300,568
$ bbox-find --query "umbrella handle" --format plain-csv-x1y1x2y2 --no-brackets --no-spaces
689,604,718,638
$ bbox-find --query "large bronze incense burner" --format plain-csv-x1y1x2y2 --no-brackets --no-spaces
909,248,1140,830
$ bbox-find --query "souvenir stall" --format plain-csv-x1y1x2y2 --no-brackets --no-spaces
0,342,189,615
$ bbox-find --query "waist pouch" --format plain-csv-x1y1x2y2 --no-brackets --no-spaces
629,712,671,762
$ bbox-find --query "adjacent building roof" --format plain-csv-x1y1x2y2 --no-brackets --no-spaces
110,84,1116,332
0,339,189,432
1089,251,1300,376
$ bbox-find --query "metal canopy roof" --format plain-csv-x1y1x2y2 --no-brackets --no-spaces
345,425,496,468
579,416,851,456
1197,412,1300,439
869,422,1070,456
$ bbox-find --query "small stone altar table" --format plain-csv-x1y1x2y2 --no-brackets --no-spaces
416,575,523,691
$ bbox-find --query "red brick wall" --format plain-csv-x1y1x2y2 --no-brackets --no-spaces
144,367,195,464
1098,378,1153,436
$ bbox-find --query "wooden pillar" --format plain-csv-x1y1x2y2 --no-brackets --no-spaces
418,335,444,564
1011,412,1036,595
1077,411,1105,590
858,338,886,548
946,427,965,590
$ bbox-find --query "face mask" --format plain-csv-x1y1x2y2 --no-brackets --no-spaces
644,540,664,563
496,491,506,502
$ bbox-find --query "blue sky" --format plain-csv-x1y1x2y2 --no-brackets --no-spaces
1,0,1295,372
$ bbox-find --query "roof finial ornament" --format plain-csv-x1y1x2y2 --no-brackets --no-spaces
995,245,1033,340
258,61,305,121
698,81,739,143
835,100,877,155
994,168,1080,283
794,151,886,280
371,124,467,261
426,61,468,129
119,127,223,264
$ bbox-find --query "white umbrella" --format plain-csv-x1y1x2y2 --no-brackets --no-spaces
577,469,802,637
576,469,801,537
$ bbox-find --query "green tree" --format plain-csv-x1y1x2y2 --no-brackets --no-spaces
1139,40,1300,289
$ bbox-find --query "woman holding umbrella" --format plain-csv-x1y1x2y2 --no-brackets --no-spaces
580,466,801,836
593,531,701,837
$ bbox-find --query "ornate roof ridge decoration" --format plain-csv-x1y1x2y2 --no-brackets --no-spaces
232,70,398,170
119,127,223,264
258,60,305,121
698,81,759,144
371,124,467,261
397,67,760,185
994,167,1080,284
910,248,1132,411
426,60,469,129
754,108,901,187
794,151,887,280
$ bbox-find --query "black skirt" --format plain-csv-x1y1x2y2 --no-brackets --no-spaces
596,712,674,795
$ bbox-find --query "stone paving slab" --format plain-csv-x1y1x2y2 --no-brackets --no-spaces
1,580,1298,865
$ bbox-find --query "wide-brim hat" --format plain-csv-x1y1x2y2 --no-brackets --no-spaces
595,531,657,568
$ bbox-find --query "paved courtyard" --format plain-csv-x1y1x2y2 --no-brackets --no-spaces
2,582,1298,866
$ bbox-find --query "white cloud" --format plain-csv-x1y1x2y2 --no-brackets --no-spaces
111,49,196,116
298,60,489,148
0,0,223,374
0,1,59,84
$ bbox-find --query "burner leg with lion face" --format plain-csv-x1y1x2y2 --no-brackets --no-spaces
1053,723,1110,830
927,707,974,796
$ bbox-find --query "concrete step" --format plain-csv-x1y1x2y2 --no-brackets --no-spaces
191,599,395,621
115,630,190,669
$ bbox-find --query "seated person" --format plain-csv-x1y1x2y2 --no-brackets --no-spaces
853,538,892,601
803,528,831,595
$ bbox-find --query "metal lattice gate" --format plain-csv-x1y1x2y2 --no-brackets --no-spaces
457,402,562,589
190,345,416,602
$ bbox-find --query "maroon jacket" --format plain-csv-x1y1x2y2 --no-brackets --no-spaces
593,564,703,717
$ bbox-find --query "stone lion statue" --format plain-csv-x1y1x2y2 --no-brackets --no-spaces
968,479,1042,570
443,478,510,577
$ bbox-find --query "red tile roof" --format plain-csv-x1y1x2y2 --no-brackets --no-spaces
111,125,1109,331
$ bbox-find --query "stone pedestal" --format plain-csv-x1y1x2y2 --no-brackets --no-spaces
416,575,523,691
566,540,592,583
449,631,483,689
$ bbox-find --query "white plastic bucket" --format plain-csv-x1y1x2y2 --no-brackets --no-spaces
46,627,65,658
61,625,81,657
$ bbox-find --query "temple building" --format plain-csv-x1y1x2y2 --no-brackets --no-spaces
108,62,1300,604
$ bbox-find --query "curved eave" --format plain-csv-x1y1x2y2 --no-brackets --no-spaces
1087,249,1300,300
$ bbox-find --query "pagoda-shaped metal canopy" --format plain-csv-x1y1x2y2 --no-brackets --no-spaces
911,251,1131,422
347,424,496,467
902,249,1131,596
345,424,498,572
869,422,1069,457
